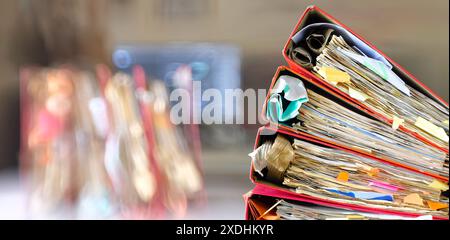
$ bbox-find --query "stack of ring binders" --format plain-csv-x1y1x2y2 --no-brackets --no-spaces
245,5,449,220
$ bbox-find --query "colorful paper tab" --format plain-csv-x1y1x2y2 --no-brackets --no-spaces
403,193,424,206
317,67,351,86
428,179,449,191
414,117,449,143
337,171,349,182
348,87,369,102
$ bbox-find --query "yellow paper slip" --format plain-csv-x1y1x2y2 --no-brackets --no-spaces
317,67,351,86
391,116,404,131
428,179,449,191
348,87,369,102
414,117,449,143
403,193,424,206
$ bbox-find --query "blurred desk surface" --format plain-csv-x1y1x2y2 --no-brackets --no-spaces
0,147,254,220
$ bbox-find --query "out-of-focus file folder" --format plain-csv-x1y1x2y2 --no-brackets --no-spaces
282,6,449,154
20,65,205,219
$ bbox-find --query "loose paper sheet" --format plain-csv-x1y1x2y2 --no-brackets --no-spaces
415,117,449,143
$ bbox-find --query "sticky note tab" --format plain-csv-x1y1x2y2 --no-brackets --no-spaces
392,116,404,131
428,179,449,191
353,191,393,201
443,120,449,126
403,193,424,206
338,48,411,96
415,117,449,143
348,87,369,102
426,201,449,211
317,67,351,85
368,168,380,177
337,171,349,182
263,215,280,220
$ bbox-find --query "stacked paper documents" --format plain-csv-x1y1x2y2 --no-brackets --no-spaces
245,6,449,220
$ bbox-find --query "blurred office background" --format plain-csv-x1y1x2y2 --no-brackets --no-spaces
0,0,448,219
